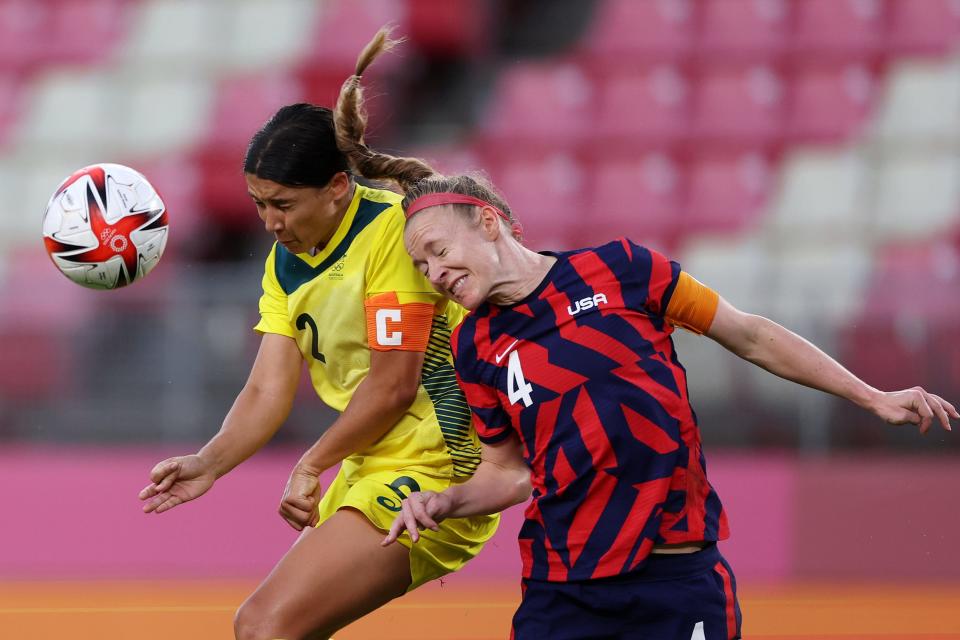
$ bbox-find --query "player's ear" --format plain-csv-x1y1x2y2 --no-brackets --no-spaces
478,206,502,240
327,171,352,200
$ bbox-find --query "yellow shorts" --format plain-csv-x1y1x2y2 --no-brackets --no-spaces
316,466,500,591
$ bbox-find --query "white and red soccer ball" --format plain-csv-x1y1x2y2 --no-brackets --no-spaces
42,163,169,289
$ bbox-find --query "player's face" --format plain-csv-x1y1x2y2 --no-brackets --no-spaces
246,172,352,254
405,207,498,310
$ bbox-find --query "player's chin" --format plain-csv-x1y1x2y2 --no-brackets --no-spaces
455,290,483,311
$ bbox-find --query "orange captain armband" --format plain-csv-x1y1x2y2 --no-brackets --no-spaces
664,272,720,335
364,292,436,352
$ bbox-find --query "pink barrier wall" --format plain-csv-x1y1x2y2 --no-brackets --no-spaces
0,447,956,582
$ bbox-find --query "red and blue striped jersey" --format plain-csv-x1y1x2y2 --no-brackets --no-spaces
451,238,729,582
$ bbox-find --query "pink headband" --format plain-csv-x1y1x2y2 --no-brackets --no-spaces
405,192,523,239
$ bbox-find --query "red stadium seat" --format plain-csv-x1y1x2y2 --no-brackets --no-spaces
0,0,46,71
698,0,792,62
45,0,131,65
691,65,786,148
194,148,259,231
0,73,23,149
596,66,691,150
405,0,490,57
303,0,406,66
861,242,960,321
483,151,588,251
785,64,877,143
837,319,930,401
683,152,772,235
791,0,886,60
0,0,128,70
480,61,594,150
585,153,685,249
886,0,960,57
206,75,305,149
579,0,696,63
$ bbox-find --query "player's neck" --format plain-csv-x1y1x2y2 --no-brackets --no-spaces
490,248,556,306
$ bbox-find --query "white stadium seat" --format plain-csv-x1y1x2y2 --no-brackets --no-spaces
873,151,960,241
767,147,871,242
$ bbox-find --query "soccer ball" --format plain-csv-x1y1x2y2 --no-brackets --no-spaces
42,163,169,290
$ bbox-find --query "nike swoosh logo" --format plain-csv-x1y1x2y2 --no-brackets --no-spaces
494,339,520,364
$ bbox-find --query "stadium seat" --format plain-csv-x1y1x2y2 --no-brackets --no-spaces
44,0,131,66
0,73,23,149
194,148,259,231
116,73,213,156
480,61,594,150
785,64,877,143
874,59,960,146
206,74,305,149
791,0,886,60
683,152,772,235
691,64,786,147
15,68,119,152
678,234,771,315
596,66,691,150
697,0,791,62
483,151,588,251
847,241,960,395
886,0,960,57
578,0,696,63
409,143,483,176
121,0,226,68
862,241,960,320
586,153,685,249
768,148,870,242
302,0,407,71
0,0,46,71
220,0,319,72
405,0,490,57
873,151,960,241
769,244,871,324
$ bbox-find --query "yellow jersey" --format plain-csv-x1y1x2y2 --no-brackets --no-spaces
254,183,482,482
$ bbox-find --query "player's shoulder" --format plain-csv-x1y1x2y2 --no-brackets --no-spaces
355,183,406,237
356,182,404,211
450,307,485,356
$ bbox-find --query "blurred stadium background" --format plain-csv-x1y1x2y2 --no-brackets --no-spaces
1,0,959,638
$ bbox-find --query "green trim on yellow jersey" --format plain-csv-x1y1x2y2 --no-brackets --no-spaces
421,313,481,477
275,198,392,295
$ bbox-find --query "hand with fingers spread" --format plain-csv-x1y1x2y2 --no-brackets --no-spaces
869,386,958,435
139,455,217,514
278,463,323,531
382,490,454,546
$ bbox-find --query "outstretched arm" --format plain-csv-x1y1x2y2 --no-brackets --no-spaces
139,332,302,513
382,432,531,545
706,297,957,434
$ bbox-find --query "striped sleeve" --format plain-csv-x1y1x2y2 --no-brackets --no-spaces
451,323,512,444
619,238,682,316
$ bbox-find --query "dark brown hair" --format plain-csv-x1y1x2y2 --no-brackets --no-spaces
334,26,522,240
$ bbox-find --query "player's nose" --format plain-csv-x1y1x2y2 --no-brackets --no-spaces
262,210,283,233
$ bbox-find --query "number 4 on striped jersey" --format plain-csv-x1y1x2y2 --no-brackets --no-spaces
506,350,533,407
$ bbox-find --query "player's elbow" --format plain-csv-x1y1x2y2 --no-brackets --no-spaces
381,378,421,412
507,469,533,506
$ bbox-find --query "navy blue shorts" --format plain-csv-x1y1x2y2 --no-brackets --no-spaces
511,544,741,640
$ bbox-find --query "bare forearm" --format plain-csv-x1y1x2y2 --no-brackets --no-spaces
735,316,877,410
443,459,532,519
197,383,294,478
297,377,413,473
